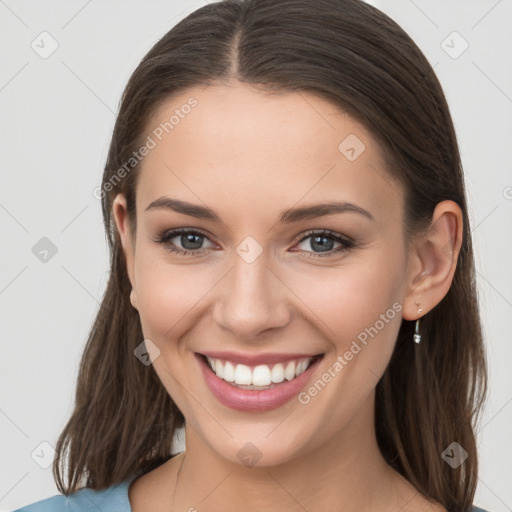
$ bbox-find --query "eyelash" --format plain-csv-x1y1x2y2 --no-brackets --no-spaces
154,228,355,259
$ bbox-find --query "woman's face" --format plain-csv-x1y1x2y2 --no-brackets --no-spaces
114,81,414,467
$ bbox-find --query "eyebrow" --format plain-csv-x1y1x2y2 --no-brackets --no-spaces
144,197,375,223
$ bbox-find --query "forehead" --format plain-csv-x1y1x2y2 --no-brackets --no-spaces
136,81,403,227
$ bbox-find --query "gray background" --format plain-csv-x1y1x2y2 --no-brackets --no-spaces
1,0,511,510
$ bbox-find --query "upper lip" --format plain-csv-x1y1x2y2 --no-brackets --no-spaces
197,351,323,366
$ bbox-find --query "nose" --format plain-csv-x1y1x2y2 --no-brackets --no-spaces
212,252,291,339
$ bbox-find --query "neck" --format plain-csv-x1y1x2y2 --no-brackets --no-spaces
170,395,405,512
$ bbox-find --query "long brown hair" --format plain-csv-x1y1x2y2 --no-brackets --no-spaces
53,1,487,509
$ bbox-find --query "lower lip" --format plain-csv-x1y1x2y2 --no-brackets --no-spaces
196,353,323,412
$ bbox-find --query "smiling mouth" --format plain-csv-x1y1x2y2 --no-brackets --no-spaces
198,353,324,390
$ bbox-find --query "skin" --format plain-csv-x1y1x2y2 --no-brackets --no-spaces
112,81,462,511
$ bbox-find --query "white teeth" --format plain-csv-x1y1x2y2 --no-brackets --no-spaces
295,359,311,376
204,356,314,387
253,365,272,386
214,359,224,378
234,364,252,385
223,361,235,382
271,363,285,383
284,361,296,381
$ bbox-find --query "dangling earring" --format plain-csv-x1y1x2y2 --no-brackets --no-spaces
413,302,423,344
413,318,421,344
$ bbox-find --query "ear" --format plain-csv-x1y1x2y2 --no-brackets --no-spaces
112,193,138,309
402,200,463,321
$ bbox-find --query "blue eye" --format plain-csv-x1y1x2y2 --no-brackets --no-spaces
154,228,214,256
295,230,355,257
154,228,354,258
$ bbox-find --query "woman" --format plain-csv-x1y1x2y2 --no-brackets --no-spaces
15,0,489,510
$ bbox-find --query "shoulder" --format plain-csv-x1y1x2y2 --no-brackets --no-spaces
472,507,491,512
12,477,136,512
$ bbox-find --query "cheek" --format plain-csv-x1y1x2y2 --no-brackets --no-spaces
286,263,404,423
133,249,216,340
288,258,404,346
